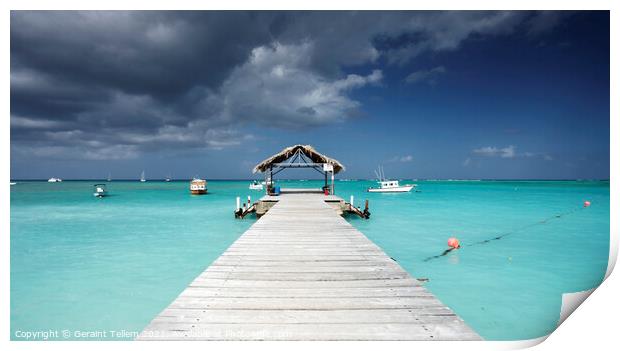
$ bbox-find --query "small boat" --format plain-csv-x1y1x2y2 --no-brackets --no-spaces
48,177,62,183
368,180,416,193
107,172,112,182
249,180,263,190
367,166,416,193
93,184,108,198
10,182,16,186
140,170,146,182
190,178,207,195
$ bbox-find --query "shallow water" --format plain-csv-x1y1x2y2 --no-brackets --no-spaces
10,180,609,340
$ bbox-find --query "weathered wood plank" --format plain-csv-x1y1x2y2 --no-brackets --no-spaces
178,286,431,298
204,265,401,273
137,322,479,340
211,259,398,267
194,272,412,281
189,278,423,289
168,296,444,310
153,308,460,323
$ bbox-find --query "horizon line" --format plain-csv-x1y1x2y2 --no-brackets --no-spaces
9,178,610,182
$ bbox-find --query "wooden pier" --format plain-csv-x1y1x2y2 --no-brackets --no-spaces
137,192,481,340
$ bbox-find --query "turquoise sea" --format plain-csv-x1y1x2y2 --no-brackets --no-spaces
10,180,609,340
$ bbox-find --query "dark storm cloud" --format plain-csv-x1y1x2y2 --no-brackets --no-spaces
11,11,564,160
11,11,279,97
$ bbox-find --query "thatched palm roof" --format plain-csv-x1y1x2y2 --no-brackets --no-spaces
253,144,345,174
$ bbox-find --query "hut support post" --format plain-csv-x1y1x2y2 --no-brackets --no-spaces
324,171,328,191
269,165,273,194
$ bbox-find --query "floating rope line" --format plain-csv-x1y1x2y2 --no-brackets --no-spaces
423,248,457,262
423,202,590,262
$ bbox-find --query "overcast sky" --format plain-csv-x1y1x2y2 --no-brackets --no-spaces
10,11,609,180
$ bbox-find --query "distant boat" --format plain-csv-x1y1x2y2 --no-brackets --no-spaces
48,177,62,183
165,174,172,182
249,180,263,190
10,182,16,186
367,166,416,193
140,170,146,182
93,183,108,198
190,178,207,195
107,172,112,182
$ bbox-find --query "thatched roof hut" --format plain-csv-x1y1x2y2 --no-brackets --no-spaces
253,144,345,174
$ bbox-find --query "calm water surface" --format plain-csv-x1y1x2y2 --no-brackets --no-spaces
10,180,609,340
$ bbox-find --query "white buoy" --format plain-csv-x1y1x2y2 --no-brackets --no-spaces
236,196,240,211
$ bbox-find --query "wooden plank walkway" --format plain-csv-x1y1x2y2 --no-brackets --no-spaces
137,193,481,341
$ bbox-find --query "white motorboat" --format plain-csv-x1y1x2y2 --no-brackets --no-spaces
48,177,62,182
367,180,416,193
367,166,416,193
10,182,16,186
93,184,108,197
140,170,146,182
249,180,263,190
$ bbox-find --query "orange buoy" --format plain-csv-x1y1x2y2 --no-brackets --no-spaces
447,237,460,249
584,200,591,208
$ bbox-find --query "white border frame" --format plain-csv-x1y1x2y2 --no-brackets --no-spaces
2,2,616,351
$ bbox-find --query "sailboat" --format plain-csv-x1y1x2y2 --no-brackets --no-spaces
107,172,112,182
165,173,172,182
140,170,146,182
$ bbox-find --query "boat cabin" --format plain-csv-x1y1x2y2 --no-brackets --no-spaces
379,180,401,188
